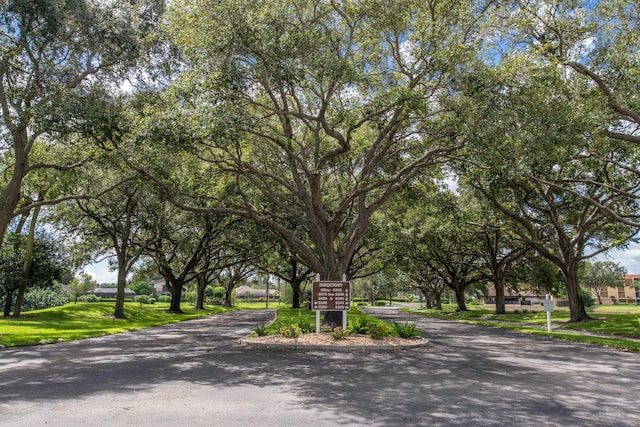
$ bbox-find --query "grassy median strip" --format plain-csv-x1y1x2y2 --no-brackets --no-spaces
0,302,234,348
405,305,640,352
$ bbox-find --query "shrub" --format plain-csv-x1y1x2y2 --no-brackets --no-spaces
368,323,387,340
157,295,172,303
255,322,268,336
135,295,154,306
79,294,100,303
22,283,72,312
330,327,348,340
581,289,595,307
391,321,420,338
297,314,313,333
280,325,302,338
375,301,386,306
128,281,154,297
348,317,369,334
212,286,226,299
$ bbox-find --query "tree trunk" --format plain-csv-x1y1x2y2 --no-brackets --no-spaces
433,288,443,310
418,287,433,309
169,279,185,313
291,279,302,309
13,205,41,318
3,290,13,317
565,270,591,322
453,284,468,312
290,258,302,309
195,274,207,310
223,285,233,307
0,136,27,248
494,279,506,315
13,285,26,318
113,261,128,319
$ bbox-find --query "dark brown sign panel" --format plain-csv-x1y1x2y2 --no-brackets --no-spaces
312,281,350,311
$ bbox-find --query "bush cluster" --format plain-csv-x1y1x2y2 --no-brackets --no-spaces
330,327,348,340
134,295,156,305
280,325,302,338
391,321,420,338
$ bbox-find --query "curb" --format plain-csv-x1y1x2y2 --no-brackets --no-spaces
238,337,430,352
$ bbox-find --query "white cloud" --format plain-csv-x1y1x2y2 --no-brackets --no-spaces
595,242,640,274
84,259,118,284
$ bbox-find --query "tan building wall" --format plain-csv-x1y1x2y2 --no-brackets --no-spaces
589,274,640,304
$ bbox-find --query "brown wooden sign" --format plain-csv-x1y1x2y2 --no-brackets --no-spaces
312,281,350,311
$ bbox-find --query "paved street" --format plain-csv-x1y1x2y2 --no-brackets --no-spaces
1,308,639,426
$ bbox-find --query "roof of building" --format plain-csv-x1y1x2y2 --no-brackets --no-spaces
93,287,136,296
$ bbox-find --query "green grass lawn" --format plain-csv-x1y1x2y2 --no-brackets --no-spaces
405,303,640,352
3,300,638,351
0,302,234,348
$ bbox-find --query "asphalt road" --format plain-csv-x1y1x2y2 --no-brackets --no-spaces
1,307,639,426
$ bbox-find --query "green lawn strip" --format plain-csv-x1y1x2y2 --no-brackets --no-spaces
256,307,394,336
404,308,640,352
0,302,234,348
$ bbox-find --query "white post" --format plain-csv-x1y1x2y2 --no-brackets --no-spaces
342,274,348,330
545,294,553,333
316,310,321,333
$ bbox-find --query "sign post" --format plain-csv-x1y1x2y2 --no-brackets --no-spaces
312,281,350,332
543,294,555,333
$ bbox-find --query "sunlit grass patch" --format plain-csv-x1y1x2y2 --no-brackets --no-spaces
0,302,233,348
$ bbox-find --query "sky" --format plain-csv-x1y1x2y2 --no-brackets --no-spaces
84,259,118,284
596,243,640,275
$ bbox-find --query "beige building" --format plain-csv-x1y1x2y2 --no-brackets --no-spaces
589,274,640,305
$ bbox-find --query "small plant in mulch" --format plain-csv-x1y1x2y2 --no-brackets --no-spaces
297,313,313,333
391,321,421,338
348,318,369,335
367,323,387,340
255,322,268,336
280,325,303,338
330,327,349,341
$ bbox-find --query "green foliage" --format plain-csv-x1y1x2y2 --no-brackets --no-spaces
21,282,72,312
348,317,369,334
78,294,100,303
212,286,226,298
129,281,154,297
67,273,98,303
134,295,154,305
581,289,595,308
157,295,172,302
391,321,421,338
0,233,68,296
330,327,348,340
184,291,197,304
297,313,313,333
280,325,302,338
368,323,387,340
255,322,267,336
